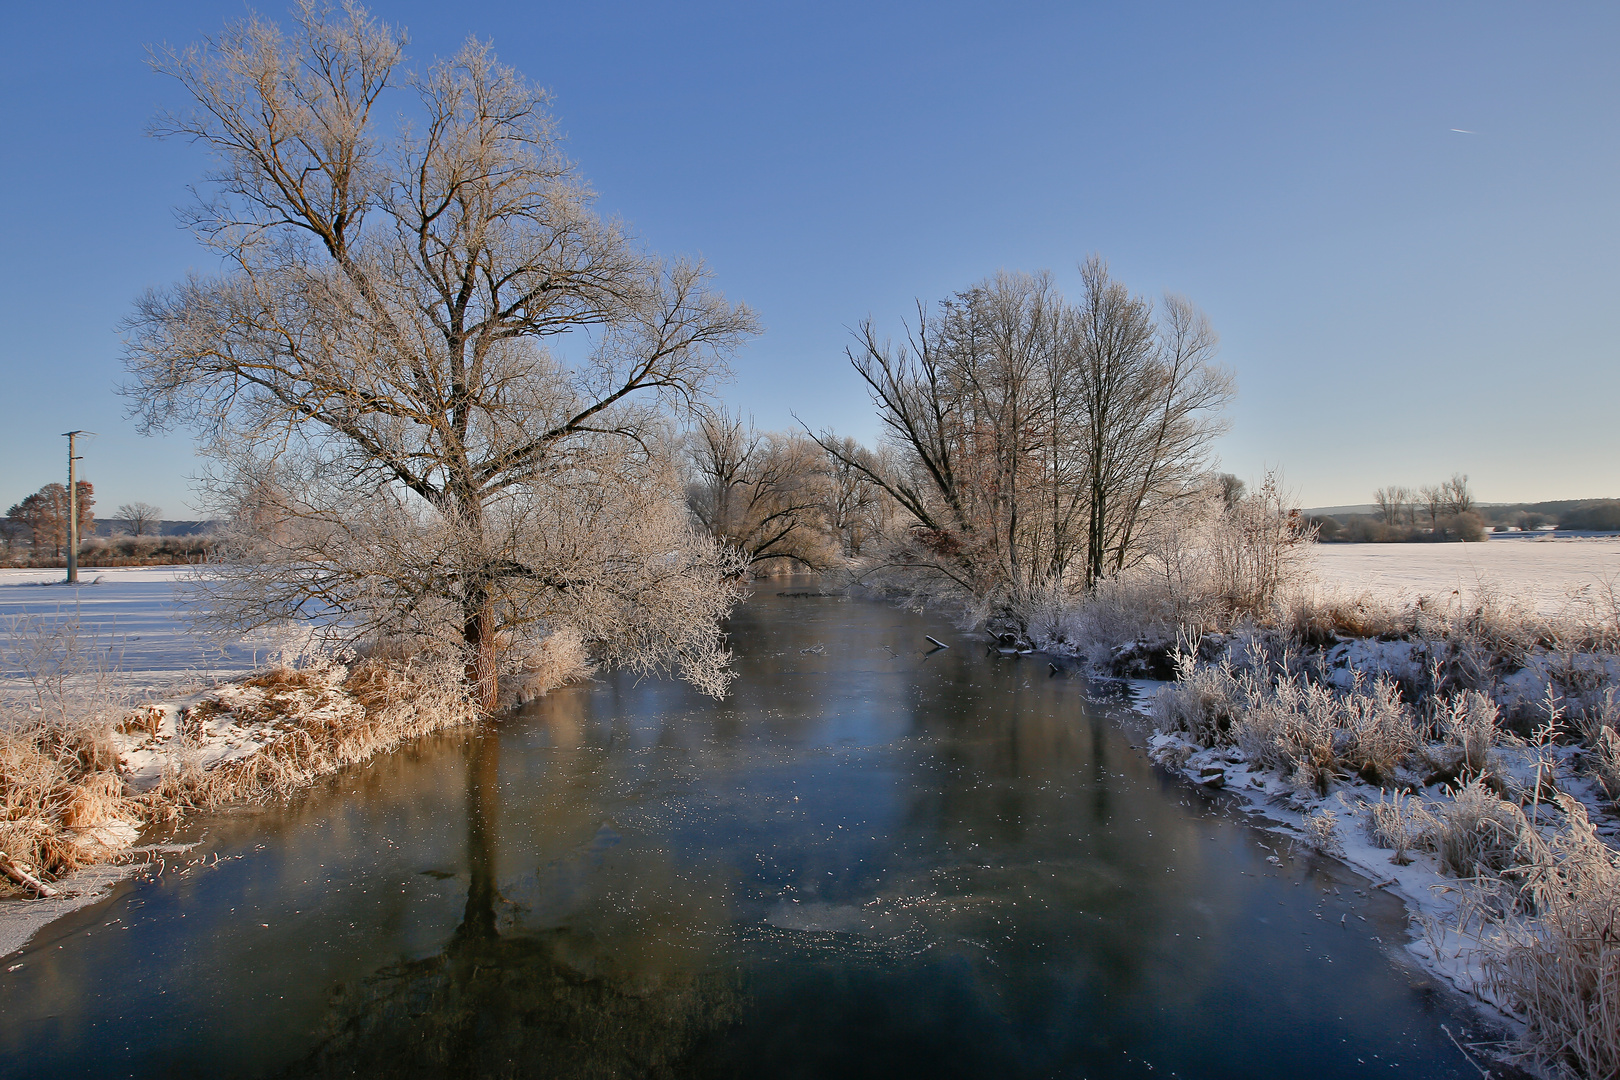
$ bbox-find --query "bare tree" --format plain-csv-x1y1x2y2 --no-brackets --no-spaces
123,4,758,708
1441,472,1475,516
116,502,163,537
1374,486,1403,527
1419,485,1444,530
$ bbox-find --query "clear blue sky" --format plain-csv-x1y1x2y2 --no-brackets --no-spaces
2,1,1616,517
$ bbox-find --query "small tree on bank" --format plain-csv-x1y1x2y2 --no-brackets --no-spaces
123,4,758,708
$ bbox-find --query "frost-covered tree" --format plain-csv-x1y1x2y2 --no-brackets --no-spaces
122,3,757,707
683,412,839,571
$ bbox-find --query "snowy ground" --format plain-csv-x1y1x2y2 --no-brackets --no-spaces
0,567,300,699
1309,535,1620,616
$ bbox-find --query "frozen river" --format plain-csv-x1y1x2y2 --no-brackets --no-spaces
0,584,1507,1079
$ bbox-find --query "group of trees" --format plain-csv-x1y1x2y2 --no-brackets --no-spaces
809,263,1235,635
1373,473,1475,529
681,414,891,570
3,483,96,557
1342,474,1485,542
118,1,1248,704
1,486,172,561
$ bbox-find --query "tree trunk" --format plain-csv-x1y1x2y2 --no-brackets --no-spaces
463,594,499,714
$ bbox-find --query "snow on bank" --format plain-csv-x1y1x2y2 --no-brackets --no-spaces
1311,536,1620,617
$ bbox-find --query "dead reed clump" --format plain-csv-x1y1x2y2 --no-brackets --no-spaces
1441,690,1501,779
1,611,144,888
1477,795,1620,1080
1301,808,1344,855
1151,653,1247,749
1340,674,1419,786
1285,590,1411,644
1575,689,1620,806
1363,789,1438,866
1431,779,1527,880
499,627,595,708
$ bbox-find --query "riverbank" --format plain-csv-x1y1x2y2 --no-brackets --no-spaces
1106,612,1619,1079
0,655,481,904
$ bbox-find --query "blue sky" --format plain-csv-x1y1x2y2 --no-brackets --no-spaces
2,1,1616,516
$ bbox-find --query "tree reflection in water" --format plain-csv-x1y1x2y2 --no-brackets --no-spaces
284,732,741,1080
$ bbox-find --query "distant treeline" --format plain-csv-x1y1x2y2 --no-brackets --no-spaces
1311,490,1620,543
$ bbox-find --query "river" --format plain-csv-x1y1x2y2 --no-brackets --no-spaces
0,586,1504,1078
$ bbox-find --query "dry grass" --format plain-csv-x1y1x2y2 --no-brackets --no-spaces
1363,789,1436,865
153,657,478,813
1,610,142,888
499,627,595,708
1473,796,1620,1079
2,606,486,890
1430,779,1528,879
0,727,140,884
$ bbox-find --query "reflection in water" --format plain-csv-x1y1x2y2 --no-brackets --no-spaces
0,585,1512,1080
287,733,741,1079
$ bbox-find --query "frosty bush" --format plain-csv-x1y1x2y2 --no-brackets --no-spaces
1363,789,1437,866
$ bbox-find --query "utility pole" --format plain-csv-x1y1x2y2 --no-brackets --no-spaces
63,430,88,584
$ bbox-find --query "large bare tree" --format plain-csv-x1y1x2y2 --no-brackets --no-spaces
123,3,758,707
115,502,163,537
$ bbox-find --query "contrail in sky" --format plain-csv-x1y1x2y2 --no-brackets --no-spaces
1450,128,1476,133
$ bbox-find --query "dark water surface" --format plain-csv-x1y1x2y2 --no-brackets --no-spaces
1,589,1501,1079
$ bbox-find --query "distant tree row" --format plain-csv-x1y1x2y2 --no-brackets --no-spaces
1313,477,1620,542
3,482,96,557
1333,473,1487,542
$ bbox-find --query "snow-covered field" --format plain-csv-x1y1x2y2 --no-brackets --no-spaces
1310,535,1620,616
0,567,296,697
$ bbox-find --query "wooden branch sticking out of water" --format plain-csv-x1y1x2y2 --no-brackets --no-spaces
0,853,59,899
925,636,949,650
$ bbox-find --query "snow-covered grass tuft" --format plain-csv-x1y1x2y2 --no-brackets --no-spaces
1467,795,1620,1080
